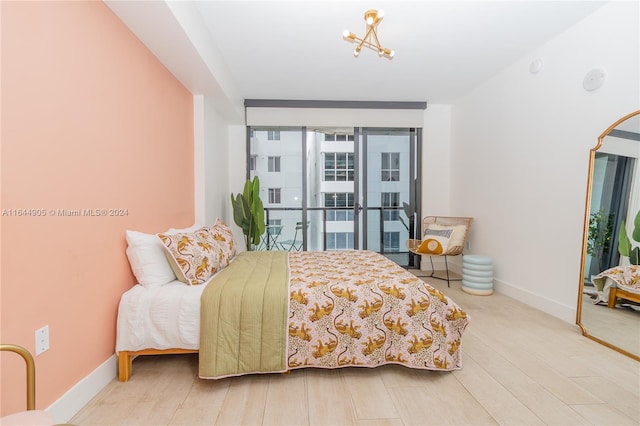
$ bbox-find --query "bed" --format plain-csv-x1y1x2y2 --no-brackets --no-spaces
591,265,640,308
116,221,470,381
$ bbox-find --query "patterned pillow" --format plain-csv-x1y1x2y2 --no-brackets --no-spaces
418,228,453,254
208,219,238,268
157,227,223,285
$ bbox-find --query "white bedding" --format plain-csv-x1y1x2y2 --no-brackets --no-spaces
116,278,211,353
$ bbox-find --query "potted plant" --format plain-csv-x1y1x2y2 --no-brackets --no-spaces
587,209,614,272
618,210,640,265
230,176,266,251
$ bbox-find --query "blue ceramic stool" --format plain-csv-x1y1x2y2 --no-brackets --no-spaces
462,255,494,295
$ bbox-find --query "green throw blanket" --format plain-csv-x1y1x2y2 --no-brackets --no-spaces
199,251,289,378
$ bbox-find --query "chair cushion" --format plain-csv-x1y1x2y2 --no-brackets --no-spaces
1,410,54,426
417,228,453,254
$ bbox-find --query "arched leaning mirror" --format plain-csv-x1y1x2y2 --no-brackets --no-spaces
577,110,640,361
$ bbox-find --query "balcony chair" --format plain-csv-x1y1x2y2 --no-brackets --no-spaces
406,216,473,286
258,224,283,251
279,221,306,251
0,344,56,426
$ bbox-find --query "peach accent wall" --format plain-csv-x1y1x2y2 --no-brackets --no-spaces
1,1,194,416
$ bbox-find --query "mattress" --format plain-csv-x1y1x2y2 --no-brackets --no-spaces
116,278,210,353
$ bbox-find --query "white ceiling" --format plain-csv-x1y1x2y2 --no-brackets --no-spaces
109,1,607,105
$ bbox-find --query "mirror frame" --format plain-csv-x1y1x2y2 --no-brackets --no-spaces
576,109,640,361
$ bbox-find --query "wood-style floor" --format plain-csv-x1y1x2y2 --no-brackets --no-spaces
71,274,640,425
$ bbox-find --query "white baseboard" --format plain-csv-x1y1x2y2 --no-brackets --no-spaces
418,260,575,324
494,278,576,323
47,354,117,423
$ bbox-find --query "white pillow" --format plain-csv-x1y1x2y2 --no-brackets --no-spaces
125,224,203,288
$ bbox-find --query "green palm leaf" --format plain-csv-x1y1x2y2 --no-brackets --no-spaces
230,176,266,251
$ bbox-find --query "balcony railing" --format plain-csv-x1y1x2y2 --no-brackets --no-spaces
257,207,416,267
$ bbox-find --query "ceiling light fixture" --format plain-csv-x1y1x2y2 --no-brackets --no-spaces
343,9,394,59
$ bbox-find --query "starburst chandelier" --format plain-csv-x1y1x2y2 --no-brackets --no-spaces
342,9,394,59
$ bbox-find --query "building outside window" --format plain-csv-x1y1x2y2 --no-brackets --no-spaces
381,152,400,181
383,231,400,252
249,155,257,171
324,133,354,142
268,156,281,172
325,193,354,207
325,193,355,221
267,130,280,140
382,192,400,221
268,188,281,204
324,152,354,181
327,210,355,221
326,232,354,250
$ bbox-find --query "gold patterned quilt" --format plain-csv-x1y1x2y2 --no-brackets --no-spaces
199,250,470,379
287,250,469,371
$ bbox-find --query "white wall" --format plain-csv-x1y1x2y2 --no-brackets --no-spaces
203,97,231,225
422,104,454,217
194,95,234,227
450,1,639,322
420,104,454,269
228,124,249,248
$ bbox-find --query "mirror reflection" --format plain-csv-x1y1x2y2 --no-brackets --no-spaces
578,110,640,360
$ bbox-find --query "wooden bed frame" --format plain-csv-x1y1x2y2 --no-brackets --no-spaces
118,349,198,382
608,286,640,308
118,349,293,382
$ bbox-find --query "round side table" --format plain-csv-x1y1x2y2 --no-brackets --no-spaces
462,255,494,295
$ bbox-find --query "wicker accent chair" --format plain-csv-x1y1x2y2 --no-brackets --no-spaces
406,216,473,286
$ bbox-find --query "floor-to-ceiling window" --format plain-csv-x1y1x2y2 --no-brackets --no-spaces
361,128,418,266
248,125,421,266
249,127,304,251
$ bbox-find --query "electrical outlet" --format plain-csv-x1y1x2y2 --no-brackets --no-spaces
35,325,50,356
